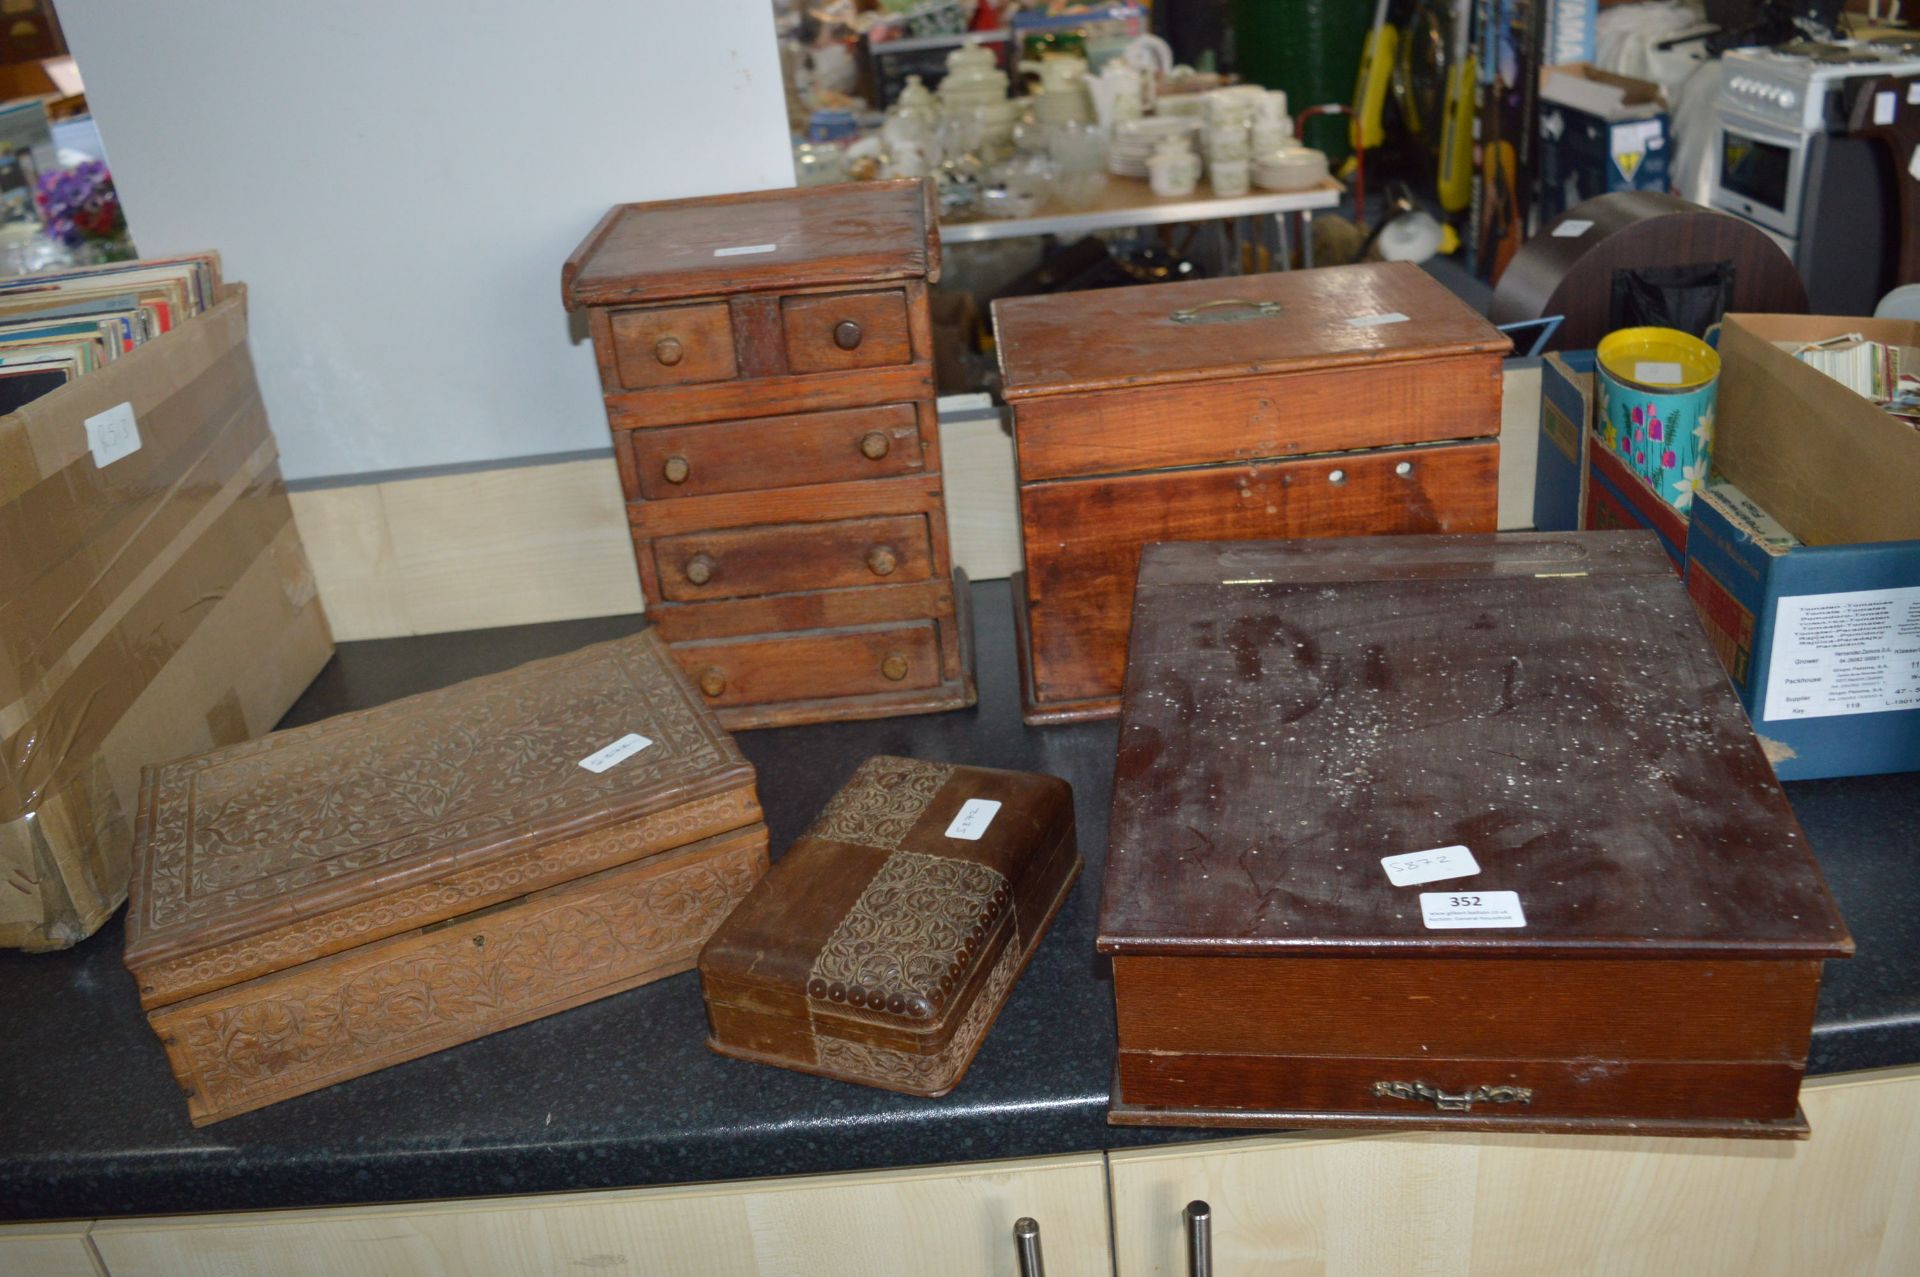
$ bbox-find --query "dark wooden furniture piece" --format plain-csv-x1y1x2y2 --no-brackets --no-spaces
1848,75,1920,292
124,631,767,1125
1098,533,1853,1136
1488,192,1810,350
563,181,975,729
700,755,1080,1097
992,262,1509,725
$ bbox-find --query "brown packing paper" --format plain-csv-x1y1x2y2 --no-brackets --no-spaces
0,280,332,951
1712,314,1920,547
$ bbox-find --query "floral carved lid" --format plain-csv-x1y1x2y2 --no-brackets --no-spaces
125,630,753,968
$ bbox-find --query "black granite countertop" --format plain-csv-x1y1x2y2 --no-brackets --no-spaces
2,580,1916,1222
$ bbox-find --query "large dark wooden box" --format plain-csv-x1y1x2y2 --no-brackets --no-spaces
700,756,1080,1097
992,262,1510,725
125,630,768,1125
1097,533,1852,1137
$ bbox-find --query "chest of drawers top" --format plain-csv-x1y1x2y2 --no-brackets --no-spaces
563,180,940,310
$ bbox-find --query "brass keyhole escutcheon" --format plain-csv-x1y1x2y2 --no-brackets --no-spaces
698,667,727,697
860,430,891,460
867,544,898,576
654,335,684,366
833,319,863,351
684,554,715,586
663,455,690,484
881,651,910,681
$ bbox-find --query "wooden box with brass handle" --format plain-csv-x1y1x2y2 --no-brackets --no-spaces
991,262,1510,725
564,180,975,729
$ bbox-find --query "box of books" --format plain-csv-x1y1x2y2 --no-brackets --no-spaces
1,254,334,950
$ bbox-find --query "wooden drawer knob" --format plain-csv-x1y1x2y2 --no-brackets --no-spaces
654,335,684,366
833,319,863,351
684,554,715,586
697,666,727,698
662,455,690,484
867,544,898,576
881,651,910,681
860,430,891,460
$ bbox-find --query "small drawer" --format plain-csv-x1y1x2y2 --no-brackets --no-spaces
672,623,942,707
610,302,736,389
782,290,912,373
652,514,933,603
625,404,925,500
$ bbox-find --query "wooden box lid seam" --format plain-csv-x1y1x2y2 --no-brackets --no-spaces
125,629,755,971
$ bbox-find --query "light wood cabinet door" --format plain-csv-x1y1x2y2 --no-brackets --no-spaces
0,1220,101,1277
87,1151,1111,1277
1107,1069,1920,1277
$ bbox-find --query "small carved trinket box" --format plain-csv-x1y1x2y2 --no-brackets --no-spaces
124,630,767,1125
699,756,1080,1097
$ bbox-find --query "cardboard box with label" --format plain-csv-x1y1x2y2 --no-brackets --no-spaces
0,283,334,950
1682,315,1920,780
1538,64,1670,223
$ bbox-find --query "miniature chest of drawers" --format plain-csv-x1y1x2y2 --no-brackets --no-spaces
563,180,975,729
992,262,1511,724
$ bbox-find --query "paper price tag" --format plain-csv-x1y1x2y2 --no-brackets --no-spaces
1634,360,1684,384
1347,312,1410,328
577,732,653,773
84,402,141,468
1552,219,1593,238
1875,91,1896,126
945,798,1001,841
714,243,777,257
1381,844,1479,887
1420,890,1526,929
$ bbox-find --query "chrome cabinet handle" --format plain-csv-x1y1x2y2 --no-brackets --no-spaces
1014,1217,1045,1277
1185,1200,1212,1277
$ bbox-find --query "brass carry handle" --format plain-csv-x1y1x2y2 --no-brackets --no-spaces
1014,1217,1045,1277
1170,298,1284,325
1372,1080,1534,1113
1184,1201,1212,1277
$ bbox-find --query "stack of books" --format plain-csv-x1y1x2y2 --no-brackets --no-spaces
0,252,221,413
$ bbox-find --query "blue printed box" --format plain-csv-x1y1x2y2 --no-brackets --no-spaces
1685,483,1920,780
1532,351,1592,533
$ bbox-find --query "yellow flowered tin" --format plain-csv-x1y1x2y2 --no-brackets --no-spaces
1596,327,1721,513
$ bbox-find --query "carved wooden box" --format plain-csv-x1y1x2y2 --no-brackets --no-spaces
699,756,1079,1097
563,180,975,729
124,630,767,1125
992,262,1511,725
1099,533,1852,1137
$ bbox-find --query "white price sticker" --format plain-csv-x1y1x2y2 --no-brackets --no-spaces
1910,84,1920,105
1876,91,1896,126
1346,311,1410,328
84,401,141,468
1381,844,1480,887
1762,586,1920,720
1633,360,1684,385
713,242,777,257
1420,890,1526,929
577,732,653,773
945,797,1001,841
1552,219,1593,238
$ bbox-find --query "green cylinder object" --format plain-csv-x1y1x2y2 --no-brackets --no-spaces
1230,0,1371,164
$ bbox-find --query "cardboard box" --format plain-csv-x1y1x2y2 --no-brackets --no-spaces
1538,64,1670,223
0,284,333,950
1712,314,1920,547
1533,350,1593,532
1686,483,1920,780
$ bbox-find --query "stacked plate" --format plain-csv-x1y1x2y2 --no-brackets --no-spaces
1252,144,1330,192
1110,116,1201,177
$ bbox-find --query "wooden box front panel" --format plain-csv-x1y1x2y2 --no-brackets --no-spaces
652,514,933,603
610,302,738,390
1019,440,1498,707
149,825,770,1125
620,403,926,500
648,579,956,646
1014,354,1502,482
